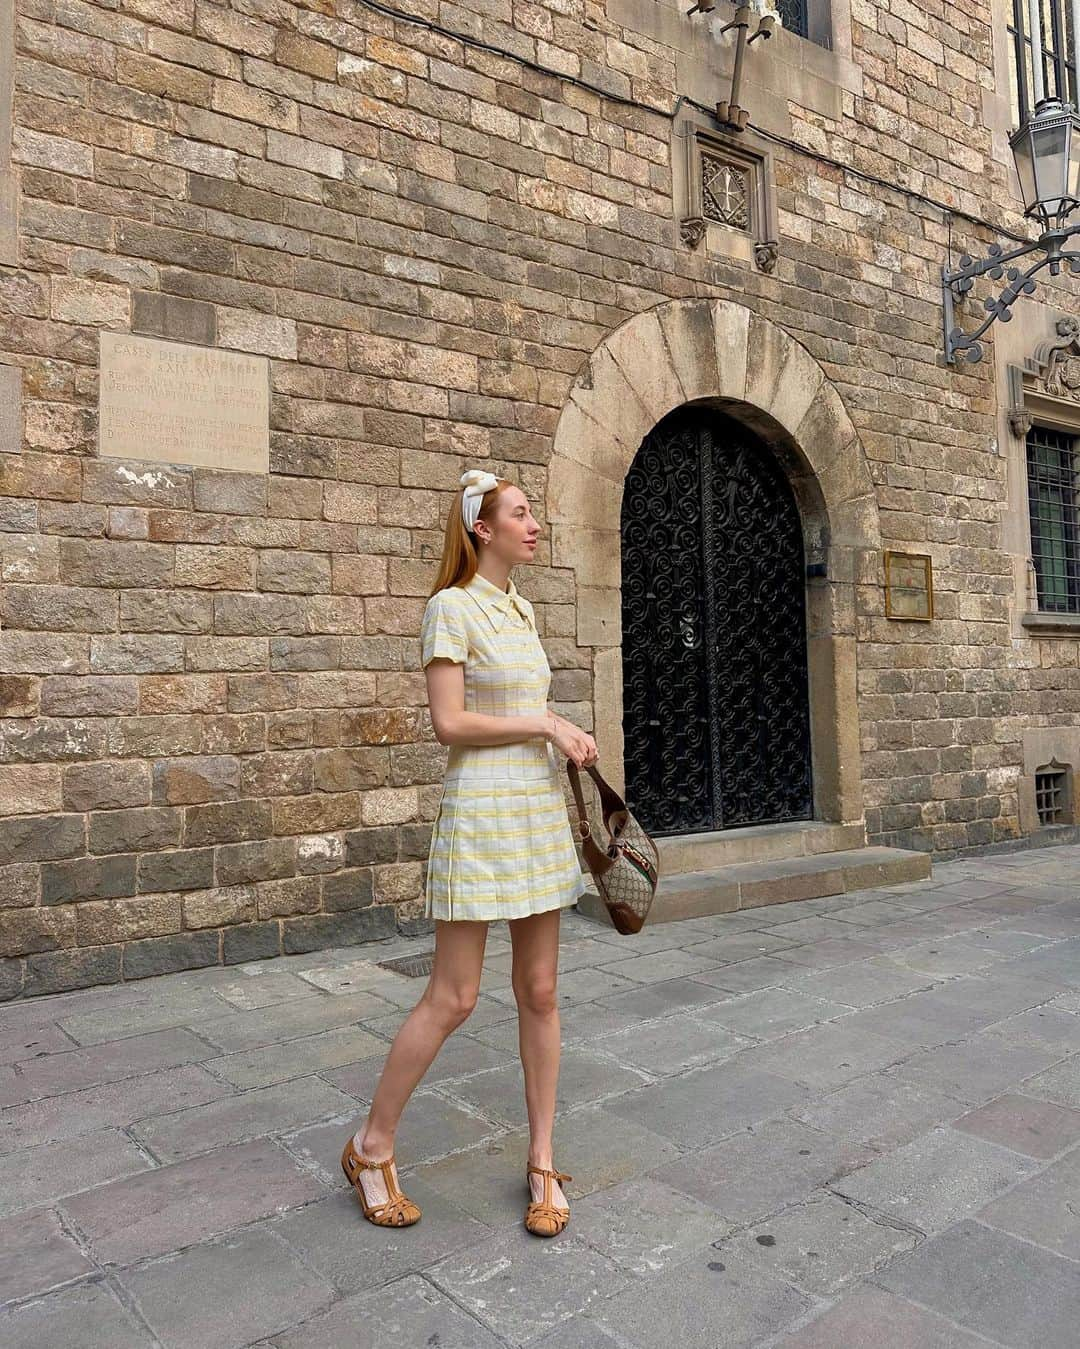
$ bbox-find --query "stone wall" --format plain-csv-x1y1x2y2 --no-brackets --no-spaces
1,0,1078,995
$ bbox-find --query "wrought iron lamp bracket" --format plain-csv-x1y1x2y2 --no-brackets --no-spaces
944,226,1080,363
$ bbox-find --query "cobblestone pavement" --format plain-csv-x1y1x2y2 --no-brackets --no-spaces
3,846,1080,1348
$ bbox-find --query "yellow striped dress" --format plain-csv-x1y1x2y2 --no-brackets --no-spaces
420,570,588,921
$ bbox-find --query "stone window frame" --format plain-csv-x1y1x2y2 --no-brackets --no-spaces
674,115,779,274
1005,317,1080,636
1019,730,1080,830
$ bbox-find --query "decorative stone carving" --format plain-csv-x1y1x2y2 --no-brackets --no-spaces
754,240,778,273
679,216,707,249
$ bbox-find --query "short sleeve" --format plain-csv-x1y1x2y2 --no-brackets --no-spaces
421,590,468,667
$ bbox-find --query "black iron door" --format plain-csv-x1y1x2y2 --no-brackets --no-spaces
621,406,813,836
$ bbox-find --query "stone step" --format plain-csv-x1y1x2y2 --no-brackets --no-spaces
656,819,867,874
577,845,932,927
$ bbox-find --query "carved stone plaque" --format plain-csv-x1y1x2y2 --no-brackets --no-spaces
884,550,934,622
99,333,269,473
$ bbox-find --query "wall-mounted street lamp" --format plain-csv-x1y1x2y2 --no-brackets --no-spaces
686,2,776,133
944,96,1080,363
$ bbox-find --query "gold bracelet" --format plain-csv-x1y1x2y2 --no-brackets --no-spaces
546,712,557,743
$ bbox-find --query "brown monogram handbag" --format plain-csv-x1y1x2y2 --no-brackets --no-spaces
566,761,660,934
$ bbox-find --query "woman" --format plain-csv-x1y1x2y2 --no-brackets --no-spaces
341,468,598,1238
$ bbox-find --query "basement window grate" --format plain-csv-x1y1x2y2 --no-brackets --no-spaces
377,952,435,978
1035,766,1070,826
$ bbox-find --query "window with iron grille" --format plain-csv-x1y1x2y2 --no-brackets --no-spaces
1035,764,1070,824
1007,0,1078,127
1026,424,1080,613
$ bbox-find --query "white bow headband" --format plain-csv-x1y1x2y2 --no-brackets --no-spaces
460,468,499,532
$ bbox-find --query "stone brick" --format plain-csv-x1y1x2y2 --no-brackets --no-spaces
0,906,76,957
87,461,193,511
122,930,219,979
24,945,122,996
174,545,254,589
296,832,345,874
0,676,41,718
76,893,183,945
344,826,400,866
88,807,181,855
63,762,151,812
331,554,386,595
0,813,85,863
216,837,295,885
184,637,268,672
90,635,186,674
275,30,338,80
1,583,115,632
41,853,138,904
192,470,267,515
131,291,216,345
271,793,359,835
60,539,174,588
217,308,297,358
119,590,213,634
1,535,59,584
182,883,257,928
256,875,320,918
226,673,297,713
321,868,375,911
139,674,228,714
281,906,395,954
0,764,62,817
222,919,281,963
0,864,40,909
40,675,138,717
137,847,215,893
0,632,88,675
152,756,242,805
256,549,331,593
183,799,273,847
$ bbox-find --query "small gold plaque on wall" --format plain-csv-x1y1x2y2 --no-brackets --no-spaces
884,551,934,621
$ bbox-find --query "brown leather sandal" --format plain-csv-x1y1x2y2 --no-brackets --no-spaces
340,1136,421,1227
524,1164,572,1237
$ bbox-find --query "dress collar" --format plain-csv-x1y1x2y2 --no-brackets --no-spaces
461,570,531,632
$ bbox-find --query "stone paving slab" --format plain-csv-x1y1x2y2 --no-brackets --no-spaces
773,1285,997,1347
830,1126,1041,1235
0,1126,153,1219
2,844,1080,1347
951,1091,1080,1158
722,1192,918,1295
973,1146,1080,1261
118,1226,336,1349
586,1243,812,1349
872,1218,1080,1348
0,1208,95,1303
652,1116,876,1227
0,1279,156,1348
59,1137,327,1266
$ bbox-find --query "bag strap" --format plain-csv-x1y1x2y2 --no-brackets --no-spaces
565,761,629,842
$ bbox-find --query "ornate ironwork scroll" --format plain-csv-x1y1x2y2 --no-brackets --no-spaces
621,408,813,836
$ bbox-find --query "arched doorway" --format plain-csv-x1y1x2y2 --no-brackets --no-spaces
621,405,813,836
548,297,882,830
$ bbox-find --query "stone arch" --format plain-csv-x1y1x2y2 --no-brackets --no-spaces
548,298,880,828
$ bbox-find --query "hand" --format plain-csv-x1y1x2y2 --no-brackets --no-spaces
551,719,598,769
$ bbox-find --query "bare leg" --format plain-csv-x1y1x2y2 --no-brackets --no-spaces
350,917,488,1210
509,907,567,1210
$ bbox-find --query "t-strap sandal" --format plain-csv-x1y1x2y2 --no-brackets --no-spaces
341,1136,421,1227
524,1164,572,1237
